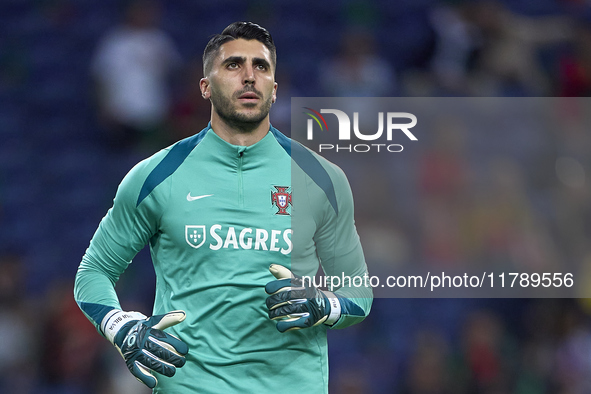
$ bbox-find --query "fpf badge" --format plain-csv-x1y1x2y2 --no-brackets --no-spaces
271,186,292,215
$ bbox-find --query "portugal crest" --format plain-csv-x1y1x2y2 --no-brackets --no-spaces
271,186,292,215
185,225,206,248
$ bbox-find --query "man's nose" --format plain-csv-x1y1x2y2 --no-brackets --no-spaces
243,65,255,84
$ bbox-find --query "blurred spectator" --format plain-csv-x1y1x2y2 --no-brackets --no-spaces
410,0,572,96
0,252,37,393
331,367,371,394
558,19,591,96
417,115,470,267
464,0,571,96
515,299,559,394
452,310,516,393
91,0,182,152
427,2,482,95
268,70,303,133
169,58,210,140
463,158,560,272
418,116,469,202
554,300,591,393
318,29,396,96
39,281,108,393
402,330,450,394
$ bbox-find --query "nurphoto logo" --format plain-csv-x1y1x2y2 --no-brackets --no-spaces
303,107,418,153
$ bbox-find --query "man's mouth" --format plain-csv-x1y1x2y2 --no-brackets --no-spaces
238,92,260,101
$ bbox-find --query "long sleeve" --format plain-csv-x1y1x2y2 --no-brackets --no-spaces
313,161,373,329
287,137,373,330
292,149,373,328
74,156,165,332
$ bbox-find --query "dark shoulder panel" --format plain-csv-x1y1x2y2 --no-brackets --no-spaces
271,126,338,214
136,126,210,207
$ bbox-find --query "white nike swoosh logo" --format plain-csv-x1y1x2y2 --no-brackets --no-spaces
187,193,214,201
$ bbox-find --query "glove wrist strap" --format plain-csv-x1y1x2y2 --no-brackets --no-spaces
323,291,341,326
100,310,147,344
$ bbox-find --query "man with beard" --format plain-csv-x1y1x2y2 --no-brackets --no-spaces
74,22,372,393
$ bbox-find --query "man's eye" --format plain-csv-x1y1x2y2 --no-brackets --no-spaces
256,64,267,71
227,63,238,69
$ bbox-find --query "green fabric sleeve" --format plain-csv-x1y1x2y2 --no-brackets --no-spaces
74,156,166,331
314,162,373,329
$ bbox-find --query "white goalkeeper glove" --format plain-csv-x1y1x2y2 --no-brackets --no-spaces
100,309,189,388
265,264,341,332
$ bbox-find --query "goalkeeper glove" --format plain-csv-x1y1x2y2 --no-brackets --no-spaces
265,264,341,332
100,309,189,388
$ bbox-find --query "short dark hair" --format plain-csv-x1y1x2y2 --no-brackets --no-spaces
202,21,276,75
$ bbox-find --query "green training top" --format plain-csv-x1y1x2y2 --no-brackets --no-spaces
74,125,372,394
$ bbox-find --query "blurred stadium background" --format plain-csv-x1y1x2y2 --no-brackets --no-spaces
2,0,591,392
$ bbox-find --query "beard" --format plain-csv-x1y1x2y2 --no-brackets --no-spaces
210,85,273,132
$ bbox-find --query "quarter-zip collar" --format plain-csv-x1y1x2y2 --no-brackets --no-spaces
202,123,280,169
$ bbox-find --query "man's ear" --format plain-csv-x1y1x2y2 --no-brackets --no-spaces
272,82,277,103
200,77,211,99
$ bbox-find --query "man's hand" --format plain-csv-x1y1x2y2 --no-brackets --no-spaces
265,264,341,332
101,310,189,388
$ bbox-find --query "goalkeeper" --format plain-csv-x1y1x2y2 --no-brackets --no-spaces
74,21,372,393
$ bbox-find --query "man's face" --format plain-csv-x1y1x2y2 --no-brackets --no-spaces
201,38,277,128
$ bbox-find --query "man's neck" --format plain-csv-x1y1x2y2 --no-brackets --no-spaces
210,114,270,146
